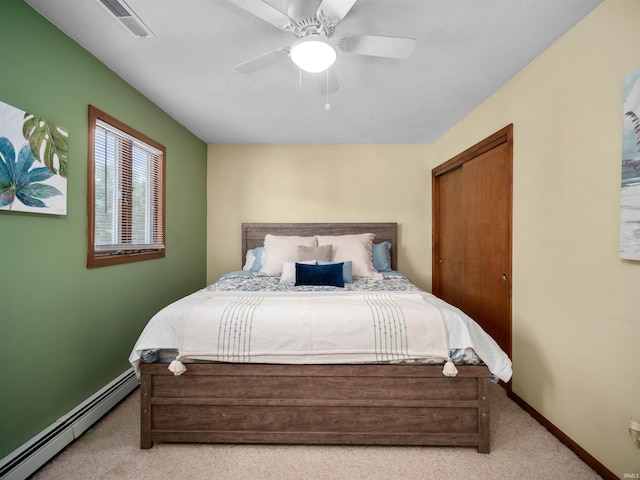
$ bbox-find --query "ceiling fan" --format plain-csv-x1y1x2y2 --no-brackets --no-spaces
227,0,416,94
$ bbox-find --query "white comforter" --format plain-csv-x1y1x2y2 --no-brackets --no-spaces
177,291,449,365
129,276,513,383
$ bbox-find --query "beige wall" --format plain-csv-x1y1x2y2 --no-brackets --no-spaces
207,1,639,475
207,144,432,287
431,0,640,476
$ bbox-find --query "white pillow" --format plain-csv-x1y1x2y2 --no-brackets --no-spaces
316,233,382,280
259,234,317,276
280,260,315,283
242,250,256,271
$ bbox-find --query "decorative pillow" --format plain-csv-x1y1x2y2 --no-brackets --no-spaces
316,233,382,279
372,241,392,272
280,260,315,283
295,262,345,288
242,249,255,271
242,247,264,272
250,247,264,272
298,244,332,262
260,235,317,276
317,260,353,283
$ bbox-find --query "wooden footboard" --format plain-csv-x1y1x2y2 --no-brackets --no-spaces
139,363,491,453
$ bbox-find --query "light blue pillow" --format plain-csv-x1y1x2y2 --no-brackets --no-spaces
317,260,353,283
372,241,392,271
250,247,263,272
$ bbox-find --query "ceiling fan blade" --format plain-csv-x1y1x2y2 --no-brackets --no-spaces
316,68,340,95
226,0,293,30
234,48,289,73
340,34,416,59
316,0,358,24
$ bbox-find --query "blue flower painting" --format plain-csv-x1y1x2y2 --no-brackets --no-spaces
0,100,67,215
0,137,62,208
621,69,640,260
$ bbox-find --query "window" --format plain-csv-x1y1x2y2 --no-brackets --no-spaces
87,105,165,268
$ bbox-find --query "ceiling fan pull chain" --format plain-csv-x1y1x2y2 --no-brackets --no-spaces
325,67,331,110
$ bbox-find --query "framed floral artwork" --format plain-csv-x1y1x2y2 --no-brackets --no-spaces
0,100,68,215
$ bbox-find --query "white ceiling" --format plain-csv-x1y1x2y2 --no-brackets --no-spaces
25,0,602,144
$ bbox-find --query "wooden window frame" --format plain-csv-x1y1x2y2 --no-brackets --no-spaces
87,105,166,268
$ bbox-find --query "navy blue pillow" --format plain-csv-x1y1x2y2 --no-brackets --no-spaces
317,260,353,283
295,262,345,288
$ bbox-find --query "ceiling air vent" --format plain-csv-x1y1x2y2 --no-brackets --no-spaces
96,0,155,38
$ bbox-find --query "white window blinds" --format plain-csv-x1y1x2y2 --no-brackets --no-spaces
93,119,164,253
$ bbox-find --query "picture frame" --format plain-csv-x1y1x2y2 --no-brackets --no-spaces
0,100,68,215
620,68,640,260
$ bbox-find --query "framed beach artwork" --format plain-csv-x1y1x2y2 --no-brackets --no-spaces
621,68,640,261
0,100,68,215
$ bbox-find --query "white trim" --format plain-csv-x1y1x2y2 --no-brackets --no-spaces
0,369,138,480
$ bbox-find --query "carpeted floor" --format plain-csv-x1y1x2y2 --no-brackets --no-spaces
31,382,602,480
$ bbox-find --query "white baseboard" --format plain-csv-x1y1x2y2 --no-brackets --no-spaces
0,368,138,480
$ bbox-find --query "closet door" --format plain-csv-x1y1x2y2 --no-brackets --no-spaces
436,165,467,310
432,125,513,361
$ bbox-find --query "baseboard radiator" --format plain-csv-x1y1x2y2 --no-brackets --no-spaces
0,368,138,480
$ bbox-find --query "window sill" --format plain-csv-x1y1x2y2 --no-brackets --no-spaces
87,249,165,268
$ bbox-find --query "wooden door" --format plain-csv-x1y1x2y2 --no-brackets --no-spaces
432,125,513,361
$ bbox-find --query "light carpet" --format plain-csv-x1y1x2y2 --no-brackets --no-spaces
31,382,602,480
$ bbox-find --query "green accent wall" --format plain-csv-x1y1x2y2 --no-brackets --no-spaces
0,0,207,458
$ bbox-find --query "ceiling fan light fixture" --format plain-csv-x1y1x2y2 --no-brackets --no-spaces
290,35,336,73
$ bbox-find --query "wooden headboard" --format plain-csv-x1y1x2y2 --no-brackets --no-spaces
241,223,398,271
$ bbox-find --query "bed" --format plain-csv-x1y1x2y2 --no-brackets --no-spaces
131,222,512,453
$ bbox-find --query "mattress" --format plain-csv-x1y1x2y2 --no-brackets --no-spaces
129,270,512,383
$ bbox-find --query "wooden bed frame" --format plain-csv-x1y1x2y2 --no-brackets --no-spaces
139,223,492,452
